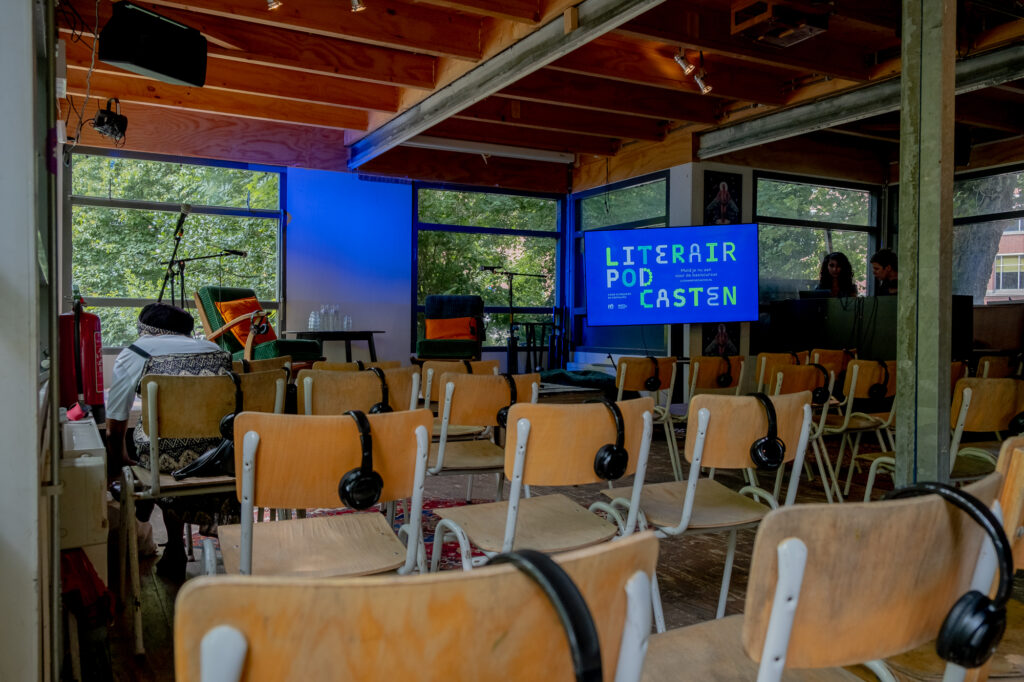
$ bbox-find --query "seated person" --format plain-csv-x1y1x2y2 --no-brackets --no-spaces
870,248,898,295
106,302,237,580
815,251,858,298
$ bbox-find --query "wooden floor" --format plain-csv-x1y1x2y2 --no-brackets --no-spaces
89,430,1024,681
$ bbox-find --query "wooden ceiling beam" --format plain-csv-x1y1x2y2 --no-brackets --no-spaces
972,17,1024,51
410,0,541,23
59,100,349,170
425,118,619,156
58,0,247,50
549,37,789,106
66,69,369,130
359,147,569,193
454,98,667,141
142,0,483,60
615,5,874,82
956,95,1024,133
497,68,720,122
63,37,400,113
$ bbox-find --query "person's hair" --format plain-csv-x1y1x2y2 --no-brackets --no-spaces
138,302,195,335
817,251,857,297
870,248,898,272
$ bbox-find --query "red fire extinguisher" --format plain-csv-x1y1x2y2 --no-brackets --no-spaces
59,289,105,419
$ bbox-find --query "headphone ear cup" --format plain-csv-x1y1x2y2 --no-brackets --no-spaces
749,437,785,471
593,443,628,480
812,386,830,404
868,382,886,400
644,375,661,391
1008,411,1024,436
369,401,392,414
496,405,509,428
716,372,731,388
337,467,384,510
937,591,1007,669
219,412,235,441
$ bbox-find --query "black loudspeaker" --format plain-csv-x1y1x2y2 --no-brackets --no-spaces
367,367,392,414
591,400,628,481
98,1,208,87
716,355,734,388
868,360,890,400
886,482,1013,669
463,360,474,373
748,392,786,471
644,356,662,391
337,410,384,510
497,373,518,428
809,363,831,405
485,549,602,682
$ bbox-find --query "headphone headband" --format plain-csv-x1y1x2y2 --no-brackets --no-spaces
346,410,374,473
749,392,778,441
463,360,474,373
502,373,518,404
592,399,624,449
227,370,243,414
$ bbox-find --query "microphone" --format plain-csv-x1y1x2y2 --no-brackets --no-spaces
174,204,191,238
479,265,500,272
223,249,248,257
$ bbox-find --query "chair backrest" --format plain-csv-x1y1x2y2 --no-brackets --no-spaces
195,285,271,355
237,369,289,414
312,360,402,371
505,397,654,486
810,348,855,380
689,355,743,393
684,392,812,469
422,359,499,402
741,474,1002,670
141,374,237,439
296,369,381,415
440,372,541,427
951,378,1024,433
996,437,1024,567
233,355,291,374
773,365,830,396
423,294,484,334
979,355,1012,378
174,532,658,682
233,409,433,509
842,359,896,400
950,360,968,395
755,353,801,392
614,356,676,393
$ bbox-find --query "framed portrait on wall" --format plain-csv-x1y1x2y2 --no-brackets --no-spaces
701,322,741,356
704,170,742,225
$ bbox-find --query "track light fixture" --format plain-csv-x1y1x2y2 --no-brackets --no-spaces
266,0,282,9
694,73,713,95
351,0,366,11
673,52,696,76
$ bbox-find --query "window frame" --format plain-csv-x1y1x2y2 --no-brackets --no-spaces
991,253,1024,293
63,147,287,352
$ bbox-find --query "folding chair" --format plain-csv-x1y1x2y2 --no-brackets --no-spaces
312,360,401,371
614,356,682,480
174,532,658,682
430,372,541,501
754,352,803,393
431,398,654,570
772,364,838,503
420,359,499,408
604,391,813,625
687,355,745,399
297,366,419,415
641,474,1006,682
213,409,433,578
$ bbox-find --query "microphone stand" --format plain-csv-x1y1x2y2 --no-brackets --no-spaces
158,251,246,309
495,269,546,374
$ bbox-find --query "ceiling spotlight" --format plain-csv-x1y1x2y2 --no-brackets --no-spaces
694,73,713,95
266,0,282,9
351,0,366,11
673,53,696,76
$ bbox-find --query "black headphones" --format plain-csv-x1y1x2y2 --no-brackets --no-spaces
496,373,518,428
789,351,802,365
868,360,890,400
367,367,392,414
809,363,831,405
486,549,602,682
748,392,786,471
885,482,1014,669
463,360,474,373
218,371,244,441
590,399,628,480
644,356,662,391
337,410,384,510
716,355,733,388
356,360,365,370
1009,411,1024,436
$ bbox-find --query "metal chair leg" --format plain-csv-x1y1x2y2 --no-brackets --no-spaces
716,529,738,619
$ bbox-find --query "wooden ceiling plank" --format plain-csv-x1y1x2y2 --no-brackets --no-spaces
956,95,1024,133
497,69,720,122
347,0,667,168
62,37,400,113
142,0,482,60
972,18,1024,52
410,0,541,23
66,69,369,130
454,98,667,141
425,118,619,156
549,38,789,106
60,99,349,170
615,5,874,82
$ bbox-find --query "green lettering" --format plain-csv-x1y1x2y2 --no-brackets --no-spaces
641,289,653,308
605,247,618,266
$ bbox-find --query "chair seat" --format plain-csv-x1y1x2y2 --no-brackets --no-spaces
218,513,406,577
642,615,861,682
603,478,770,530
956,441,1002,460
823,412,887,432
416,338,480,360
429,438,504,470
950,455,996,480
231,338,322,363
434,493,618,553
432,421,488,440
131,466,235,496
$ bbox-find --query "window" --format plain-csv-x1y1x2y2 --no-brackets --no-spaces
992,254,1023,292
414,186,561,349
579,178,667,231
69,152,283,348
754,174,879,302
1003,219,1024,234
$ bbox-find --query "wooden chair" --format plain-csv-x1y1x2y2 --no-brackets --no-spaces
312,360,401,371
604,392,813,626
978,355,1013,379
430,372,541,501
809,348,856,391
772,364,838,503
420,359,499,407
297,366,419,415
174,532,659,682
431,398,654,571
119,371,286,654
754,352,803,393
614,356,682,481
640,474,1004,682
213,409,433,579
687,355,745,399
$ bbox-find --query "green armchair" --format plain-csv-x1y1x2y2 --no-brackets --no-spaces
415,295,484,362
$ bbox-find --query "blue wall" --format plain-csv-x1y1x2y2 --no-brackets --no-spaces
286,169,413,363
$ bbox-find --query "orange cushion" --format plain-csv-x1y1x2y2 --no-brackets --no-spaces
213,297,277,347
425,316,477,341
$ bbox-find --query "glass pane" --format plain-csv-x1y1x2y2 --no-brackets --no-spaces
954,168,1024,219
756,178,874,226
757,224,870,302
72,154,280,210
580,179,667,230
72,206,279,301
417,231,556,307
94,306,277,348
417,189,557,231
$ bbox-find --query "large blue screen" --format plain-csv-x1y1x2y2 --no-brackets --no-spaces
583,224,760,326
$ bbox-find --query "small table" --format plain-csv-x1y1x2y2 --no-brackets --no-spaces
284,330,385,362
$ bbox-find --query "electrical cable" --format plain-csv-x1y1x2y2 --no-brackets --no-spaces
68,0,101,153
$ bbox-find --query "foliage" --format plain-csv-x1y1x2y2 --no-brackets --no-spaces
580,179,667,230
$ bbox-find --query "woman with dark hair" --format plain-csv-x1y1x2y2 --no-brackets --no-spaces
816,251,858,298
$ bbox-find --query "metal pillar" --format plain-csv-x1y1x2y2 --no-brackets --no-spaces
894,0,956,484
